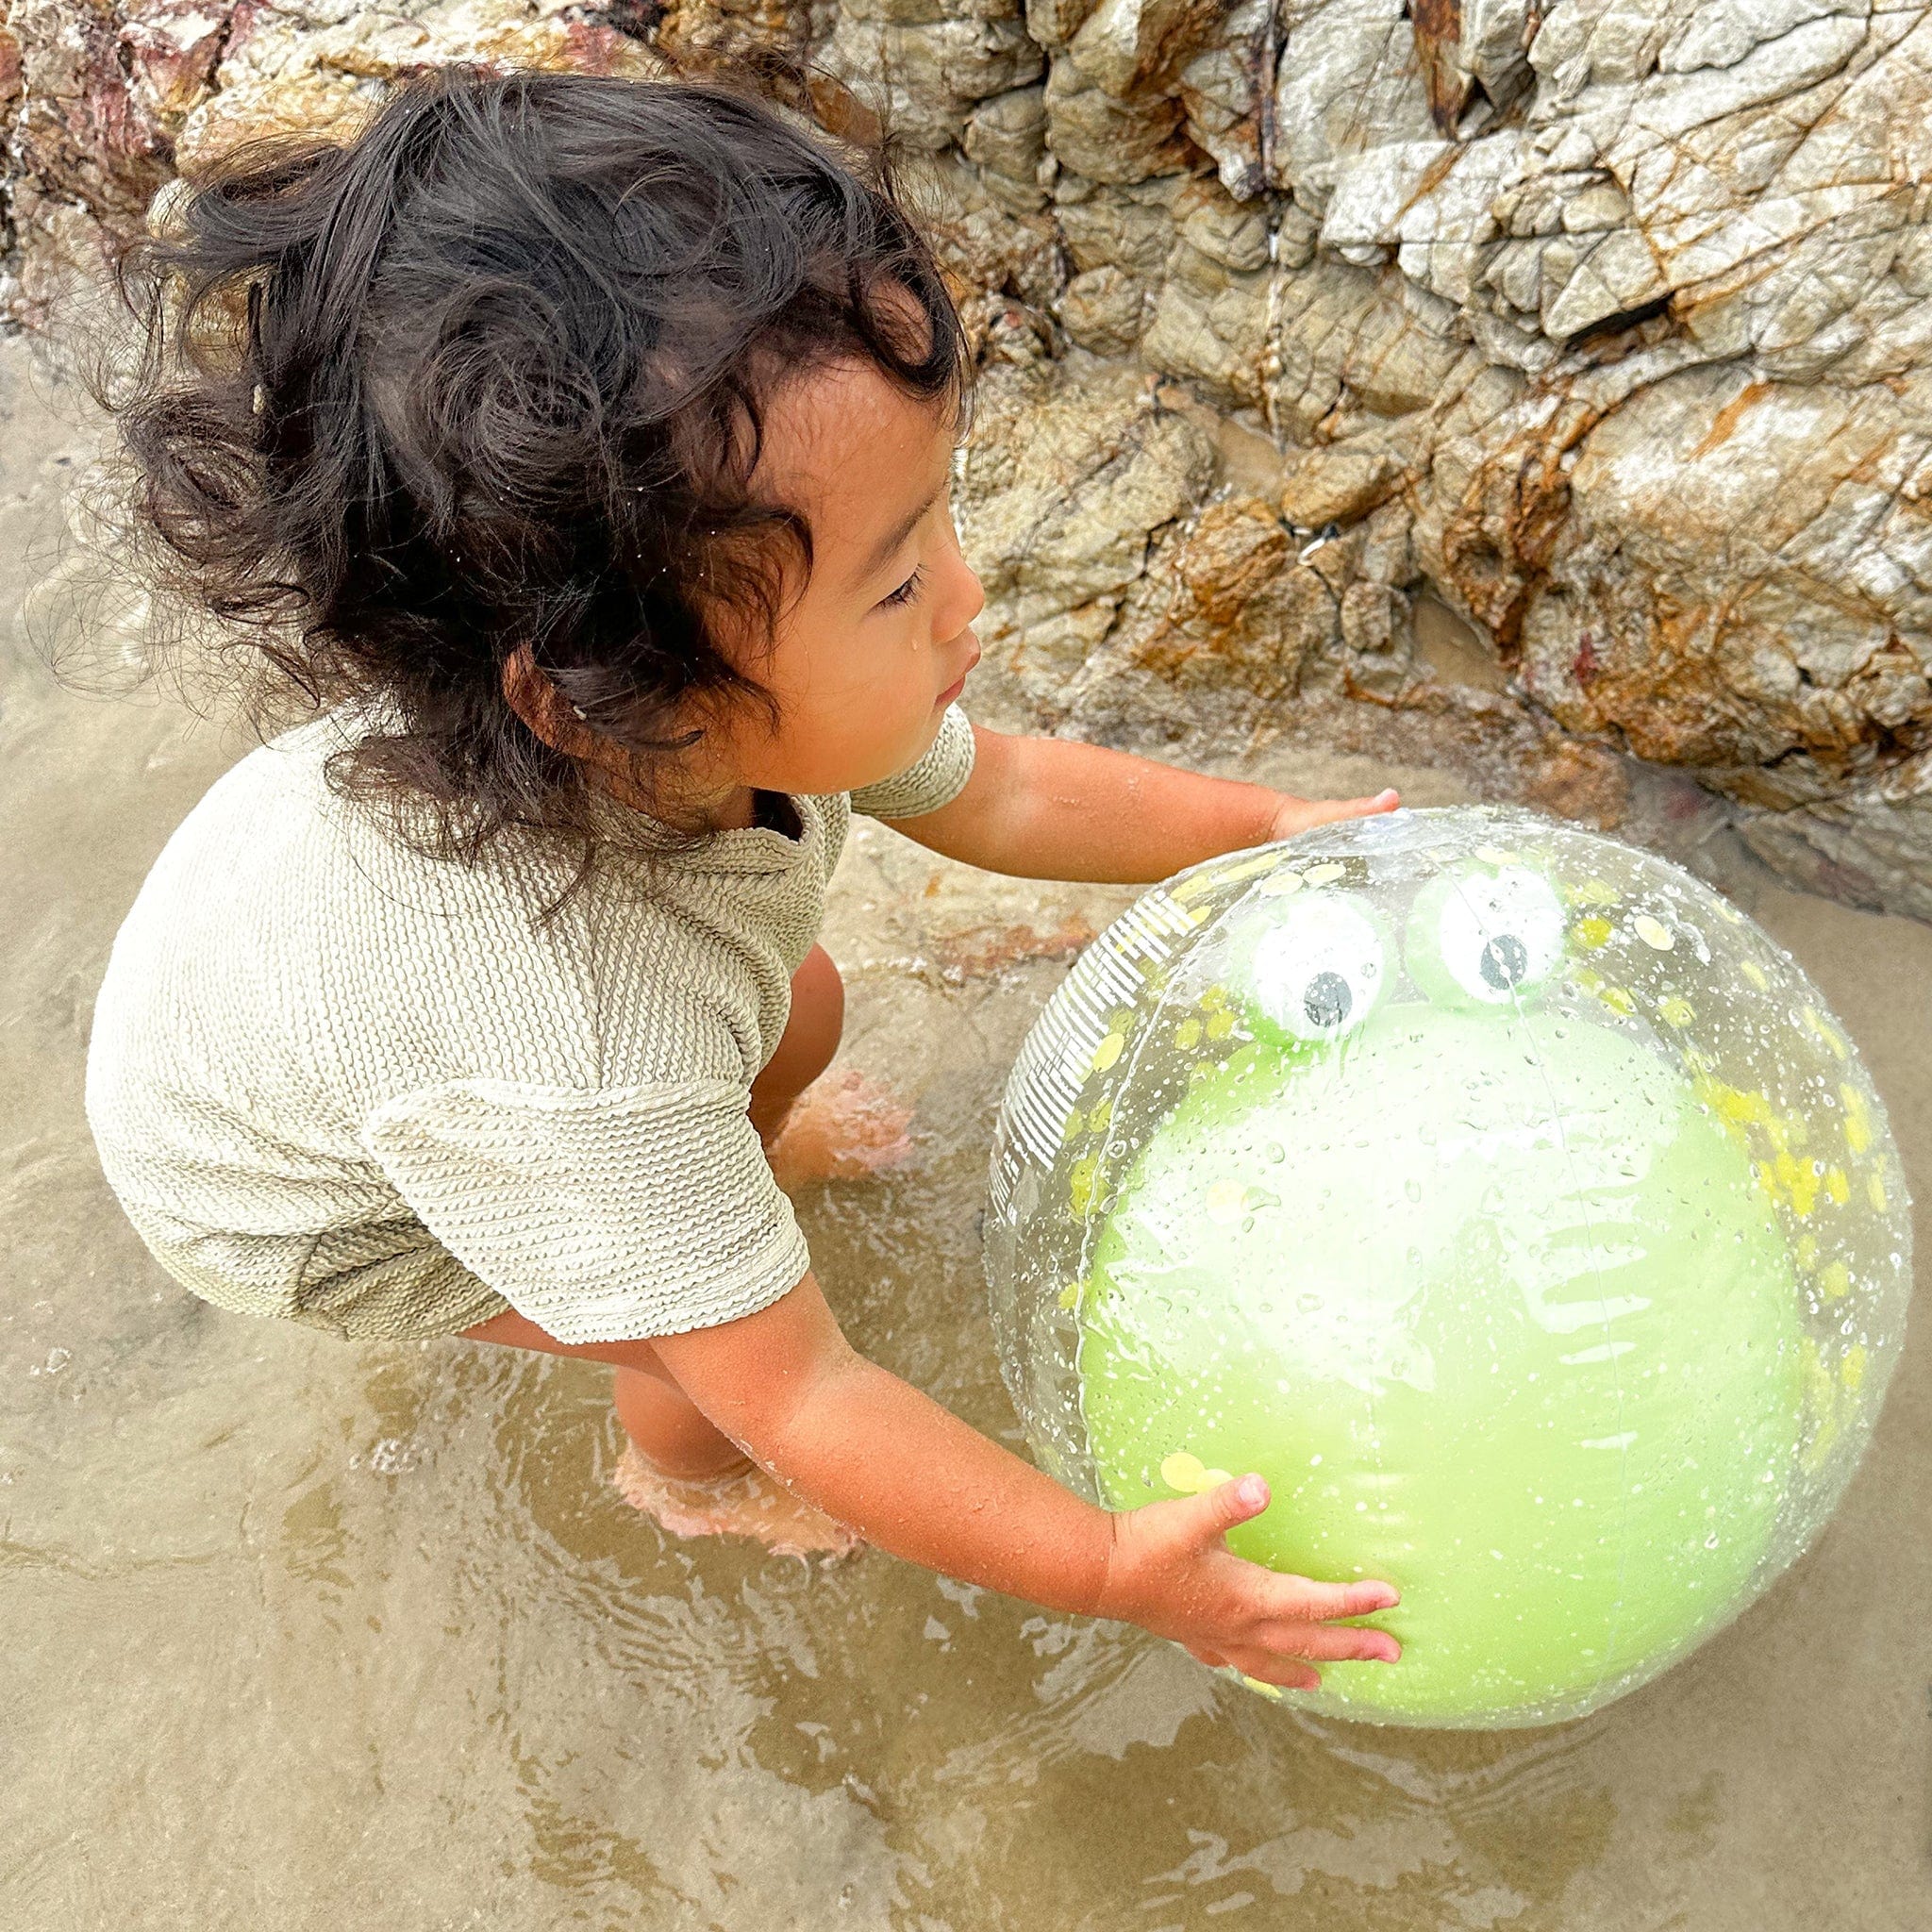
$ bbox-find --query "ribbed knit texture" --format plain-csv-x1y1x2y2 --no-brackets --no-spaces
85,705,976,1344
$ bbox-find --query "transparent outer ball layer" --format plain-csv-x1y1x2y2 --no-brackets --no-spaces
984,807,1912,1729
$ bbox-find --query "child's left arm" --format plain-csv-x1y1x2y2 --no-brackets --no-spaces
893,724,1399,884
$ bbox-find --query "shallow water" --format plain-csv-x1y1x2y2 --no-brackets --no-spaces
4,338,1929,1929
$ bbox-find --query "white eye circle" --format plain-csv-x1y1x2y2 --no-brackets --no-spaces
1432,866,1566,1004
1247,893,1389,1041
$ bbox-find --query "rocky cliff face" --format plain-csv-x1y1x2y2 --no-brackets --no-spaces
6,0,1931,917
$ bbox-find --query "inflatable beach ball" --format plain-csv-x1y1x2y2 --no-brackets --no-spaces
985,807,1911,1729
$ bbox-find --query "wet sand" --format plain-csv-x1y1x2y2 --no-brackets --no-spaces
3,334,1928,1930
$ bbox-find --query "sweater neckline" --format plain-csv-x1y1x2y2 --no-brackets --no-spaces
583,786,826,876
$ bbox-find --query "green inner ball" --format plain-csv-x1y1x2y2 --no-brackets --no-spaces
1078,1007,1804,1728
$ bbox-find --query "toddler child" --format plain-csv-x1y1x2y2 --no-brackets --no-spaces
86,66,1404,1692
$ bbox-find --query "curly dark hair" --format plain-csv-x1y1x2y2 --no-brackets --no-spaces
103,62,968,865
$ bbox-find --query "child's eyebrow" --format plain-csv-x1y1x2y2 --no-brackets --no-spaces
852,488,940,590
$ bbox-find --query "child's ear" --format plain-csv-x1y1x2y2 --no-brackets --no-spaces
501,643,591,756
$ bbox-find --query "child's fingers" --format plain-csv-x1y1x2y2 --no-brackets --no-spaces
1227,1654,1323,1692
1316,789,1400,824
1253,1572,1403,1624
1186,1473,1272,1540
1268,790,1401,843
1270,791,1400,840
1261,1620,1401,1664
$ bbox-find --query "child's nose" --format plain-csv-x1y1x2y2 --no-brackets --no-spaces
935,552,985,641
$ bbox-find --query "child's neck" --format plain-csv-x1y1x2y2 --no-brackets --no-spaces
702,785,760,831
596,760,764,834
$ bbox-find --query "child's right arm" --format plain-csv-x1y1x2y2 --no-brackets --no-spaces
651,1272,1402,1690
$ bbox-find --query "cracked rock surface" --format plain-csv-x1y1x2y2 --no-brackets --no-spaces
6,0,1932,915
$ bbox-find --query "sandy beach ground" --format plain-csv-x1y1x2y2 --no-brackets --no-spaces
3,330,1928,1930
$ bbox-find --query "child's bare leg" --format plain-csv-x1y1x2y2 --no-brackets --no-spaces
464,1305,744,1475
612,1357,752,1479
749,942,846,1142
755,943,912,1186
462,1305,859,1556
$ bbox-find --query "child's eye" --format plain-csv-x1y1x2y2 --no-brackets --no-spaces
879,564,925,609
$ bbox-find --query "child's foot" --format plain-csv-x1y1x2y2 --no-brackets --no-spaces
611,1441,866,1558
766,1068,914,1190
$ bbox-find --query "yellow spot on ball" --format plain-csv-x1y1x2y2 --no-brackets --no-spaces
1206,1179,1248,1224
1799,1335,1844,1474
1304,862,1347,888
1175,1018,1202,1050
1240,1674,1287,1701
1201,1469,1235,1490
1069,1157,1099,1215
1090,1031,1124,1074
1776,1150,1821,1220
1160,1451,1208,1493
1818,1260,1851,1301
1057,1281,1082,1311
1800,1335,1831,1414
1657,995,1695,1029
1600,985,1637,1017
1869,1171,1889,1213
1633,914,1674,951
1740,959,1770,991
1570,878,1620,907
1840,1083,1873,1156
1259,869,1305,897
1174,850,1286,903
1842,1344,1869,1394
1061,1108,1084,1142
1574,916,1613,950
1824,1166,1850,1208
1803,1008,1848,1059
1206,1009,1235,1041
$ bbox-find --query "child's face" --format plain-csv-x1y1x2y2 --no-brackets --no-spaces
700,355,984,800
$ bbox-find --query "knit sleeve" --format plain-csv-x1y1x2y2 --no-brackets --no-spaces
358,1076,810,1345
849,704,977,821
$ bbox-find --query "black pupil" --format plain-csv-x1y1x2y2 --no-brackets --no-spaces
1304,971,1353,1029
1480,933,1529,991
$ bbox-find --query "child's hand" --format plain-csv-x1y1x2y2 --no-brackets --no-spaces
1095,1474,1402,1690
1267,787,1401,843
653,1277,1400,1672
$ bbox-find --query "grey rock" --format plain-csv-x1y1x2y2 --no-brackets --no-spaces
821,8,1043,149
1059,264,1151,354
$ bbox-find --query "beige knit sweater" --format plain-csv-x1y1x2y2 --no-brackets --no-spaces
85,704,976,1345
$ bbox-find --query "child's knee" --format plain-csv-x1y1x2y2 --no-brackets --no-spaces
776,944,844,1088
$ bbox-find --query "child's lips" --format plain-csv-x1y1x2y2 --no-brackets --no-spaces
936,648,980,708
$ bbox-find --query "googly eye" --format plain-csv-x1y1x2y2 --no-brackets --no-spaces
1409,864,1566,1009
1246,892,1389,1042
